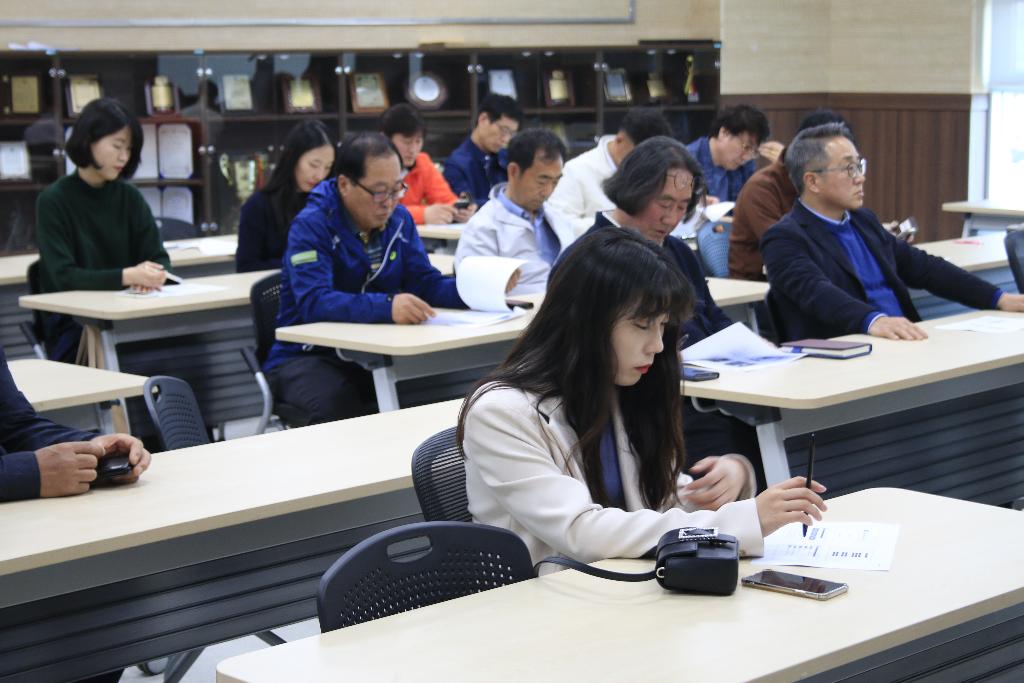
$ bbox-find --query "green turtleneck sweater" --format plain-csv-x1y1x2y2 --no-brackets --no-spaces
35,172,170,293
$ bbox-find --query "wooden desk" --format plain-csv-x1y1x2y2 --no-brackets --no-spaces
19,270,277,430
0,399,461,682
216,488,1024,683
9,359,147,432
417,223,462,241
164,235,239,271
277,296,541,412
943,199,1024,236
682,311,1024,491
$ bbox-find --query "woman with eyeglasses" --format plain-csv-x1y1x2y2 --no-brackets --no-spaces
263,132,467,424
35,97,170,362
236,119,335,272
459,229,828,568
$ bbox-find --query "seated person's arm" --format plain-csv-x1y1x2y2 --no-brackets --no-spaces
423,162,473,224
442,161,474,207
761,228,880,335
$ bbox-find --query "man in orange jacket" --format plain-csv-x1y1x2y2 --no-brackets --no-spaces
380,103,477,225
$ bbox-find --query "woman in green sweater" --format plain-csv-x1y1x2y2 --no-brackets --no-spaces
36,97,171,362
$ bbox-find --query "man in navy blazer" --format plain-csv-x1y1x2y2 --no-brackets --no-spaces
761,122,1024,342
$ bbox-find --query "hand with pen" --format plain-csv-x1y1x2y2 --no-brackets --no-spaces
122,260,168,293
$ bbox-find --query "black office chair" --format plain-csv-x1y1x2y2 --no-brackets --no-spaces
240,272,311,433
155,217,201,241
1004,230,1024,293
410,427,472,522
317,521,534,633
19,261,46,359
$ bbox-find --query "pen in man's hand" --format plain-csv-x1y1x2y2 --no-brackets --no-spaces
803,432,816,538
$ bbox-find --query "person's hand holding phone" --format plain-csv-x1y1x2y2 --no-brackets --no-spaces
423,203,456,225
91,433,151,483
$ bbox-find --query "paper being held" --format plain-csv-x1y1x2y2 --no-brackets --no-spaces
423,256,527,327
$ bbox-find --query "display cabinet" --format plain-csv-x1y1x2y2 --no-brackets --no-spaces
0,41,719,256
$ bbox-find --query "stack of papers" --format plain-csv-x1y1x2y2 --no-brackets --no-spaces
683,322,803,372
424,255,527,327
935,315,1024,334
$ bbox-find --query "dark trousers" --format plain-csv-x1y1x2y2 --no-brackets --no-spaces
267,353,375,424
683,401,766,492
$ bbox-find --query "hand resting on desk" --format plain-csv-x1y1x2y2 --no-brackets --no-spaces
35,433,151,497
868,315,928,341
996,293,1024,312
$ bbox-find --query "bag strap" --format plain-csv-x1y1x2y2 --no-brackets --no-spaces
535,556,656,582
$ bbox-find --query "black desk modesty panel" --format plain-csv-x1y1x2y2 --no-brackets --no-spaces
0,489,420,682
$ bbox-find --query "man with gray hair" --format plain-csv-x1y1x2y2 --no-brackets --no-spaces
761,122,1024,342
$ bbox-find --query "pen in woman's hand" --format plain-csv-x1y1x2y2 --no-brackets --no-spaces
803,432,816,537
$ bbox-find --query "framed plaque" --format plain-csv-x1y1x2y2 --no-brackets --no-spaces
543,68,574,107
405,72,447,110
282,74,322,114
221,74,254,112
66,75,102,117
2,74,41,115
349,73,388,113
603,69,632,104
157,123,193,179
145,75,179,116
488,69,517,100
0,141,31,180
644,73,669,104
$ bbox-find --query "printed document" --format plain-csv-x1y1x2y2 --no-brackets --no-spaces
753,522,899,571
935,315,1024,334
683,322,803,372
425,256,526,326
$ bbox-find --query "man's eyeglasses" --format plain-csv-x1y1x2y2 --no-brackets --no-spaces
497,123,517,139
810,157,867,180
355,181,408,203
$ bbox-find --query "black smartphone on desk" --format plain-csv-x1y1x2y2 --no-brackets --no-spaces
683,365,719,381
742,570,848,600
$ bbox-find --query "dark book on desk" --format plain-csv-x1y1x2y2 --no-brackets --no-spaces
781,339,872,359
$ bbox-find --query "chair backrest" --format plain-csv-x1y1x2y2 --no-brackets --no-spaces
249,272,283,365
695,220,732,278
156,217,201,241
317,521,533,633
143,375,210,451
1005,230,1024,293
25,260,45,341
411,426,471,522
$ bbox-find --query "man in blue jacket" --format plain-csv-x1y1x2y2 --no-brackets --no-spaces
265,132,466,423
443,94,523,207
0,345,150,502
762,122,1024,342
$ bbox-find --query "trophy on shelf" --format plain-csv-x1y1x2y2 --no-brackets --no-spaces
218,152,269,203
544,69,574,107
145,75,179,116
684,55,699,103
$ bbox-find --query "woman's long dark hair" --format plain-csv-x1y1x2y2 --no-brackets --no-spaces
260,119,334,237
458,229,695,510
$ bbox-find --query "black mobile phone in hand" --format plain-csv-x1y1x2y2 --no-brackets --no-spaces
683,365,719,381
94,454,132,483
454,198,471,210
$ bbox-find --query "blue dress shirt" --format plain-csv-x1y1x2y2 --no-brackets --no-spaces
686,136,755,202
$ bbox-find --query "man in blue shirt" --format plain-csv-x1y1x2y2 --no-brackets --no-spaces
266,132,466,423
687,104,771,204
762,122,1024,342
443,94,524,207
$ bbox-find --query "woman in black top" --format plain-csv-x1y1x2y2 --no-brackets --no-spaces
235,120,335,272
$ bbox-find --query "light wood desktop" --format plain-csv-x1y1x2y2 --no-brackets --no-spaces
707,276,767,329
915,233,1008,273
0,399,461,681
217,488,1024,683
943,199,1024,236
682,310,1024,483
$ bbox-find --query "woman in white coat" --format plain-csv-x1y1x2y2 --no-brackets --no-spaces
458,228,827,566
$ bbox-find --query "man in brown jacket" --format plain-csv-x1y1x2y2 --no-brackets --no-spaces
729,109,848,281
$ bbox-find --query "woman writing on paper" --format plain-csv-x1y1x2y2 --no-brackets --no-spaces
458,230,827,566
36,97,170,362
235,120,335,272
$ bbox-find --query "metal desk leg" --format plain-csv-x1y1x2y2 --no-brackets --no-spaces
94,402,115,434
746,303,760,334
371,365,401,412
99,327,120,372
963,212,975,238
755,421,791,484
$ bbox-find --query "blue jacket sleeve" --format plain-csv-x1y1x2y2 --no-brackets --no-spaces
397,213,466,309
284,217,394,324
0,346,95,501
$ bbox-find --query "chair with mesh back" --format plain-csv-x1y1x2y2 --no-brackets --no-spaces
240,272,310,433
411,427,472,522
142,375,210,451
696,220,732,278
155,217,201,241
317,521,533,633
1005,230,1024,293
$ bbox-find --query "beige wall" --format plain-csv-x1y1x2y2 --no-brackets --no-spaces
721,0,984,95
0,1,719,51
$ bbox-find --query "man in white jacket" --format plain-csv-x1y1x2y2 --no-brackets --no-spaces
456,129,576,296
547,107,673,235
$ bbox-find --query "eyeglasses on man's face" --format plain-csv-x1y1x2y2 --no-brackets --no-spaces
355,180,408,204
811,157,867,180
